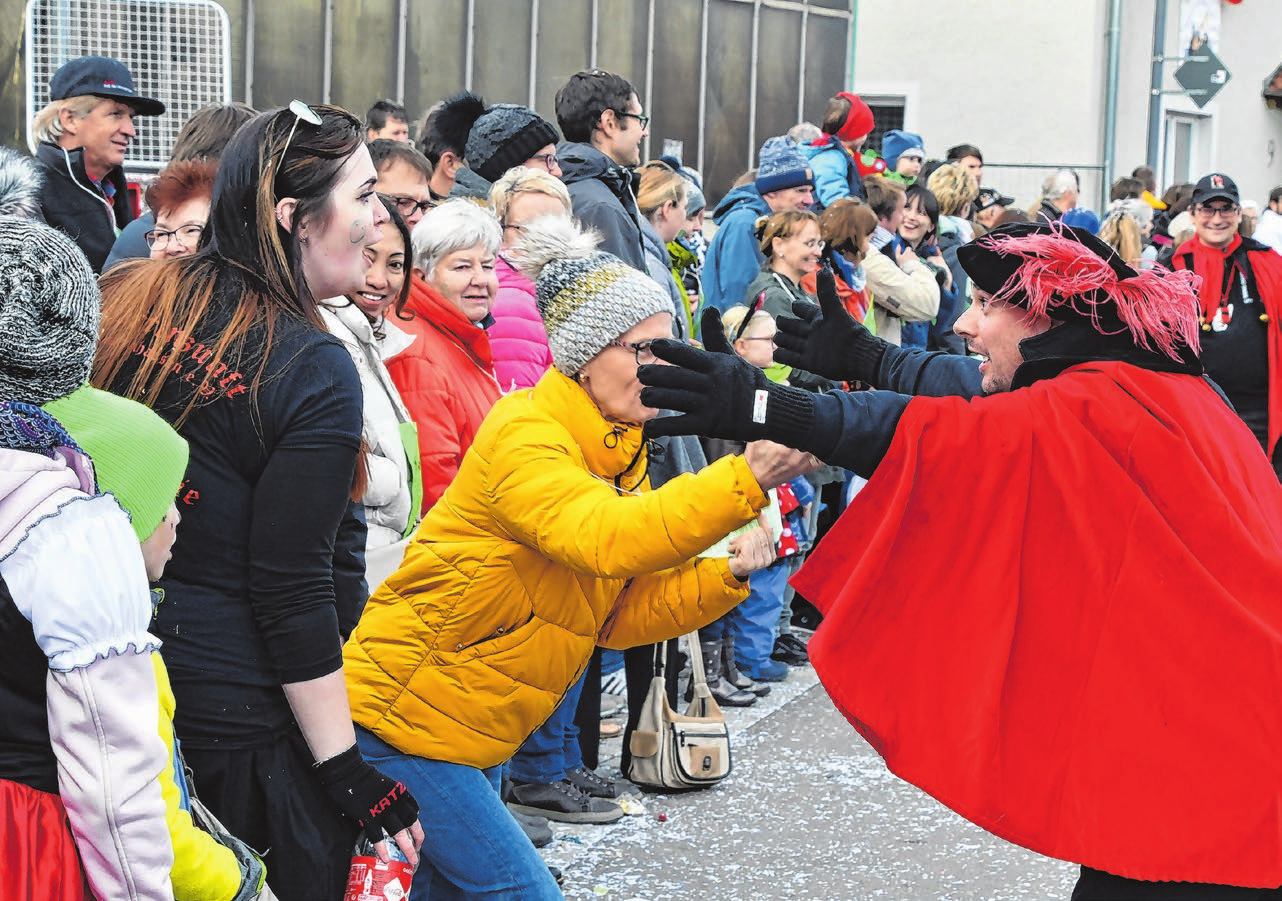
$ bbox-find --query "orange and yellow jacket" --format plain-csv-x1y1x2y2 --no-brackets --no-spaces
345,368,768,768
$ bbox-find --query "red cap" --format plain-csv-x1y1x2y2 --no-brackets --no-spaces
835,92,874,143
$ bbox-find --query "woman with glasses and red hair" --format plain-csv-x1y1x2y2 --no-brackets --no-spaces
92,103,423,901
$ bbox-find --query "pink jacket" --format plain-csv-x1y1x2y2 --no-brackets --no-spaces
489,256,553,391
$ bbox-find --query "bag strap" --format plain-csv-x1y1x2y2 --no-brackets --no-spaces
684,632,714,714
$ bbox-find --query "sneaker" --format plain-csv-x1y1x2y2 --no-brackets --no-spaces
771,636,809,667
508,808,553,848
744,657,790,682
777,632,809,654
506,779,625,824
565,765,631,799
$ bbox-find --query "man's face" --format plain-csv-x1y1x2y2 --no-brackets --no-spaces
880,191,907,234
1193,199,1242,250
368,118,410,143
764,185,814,213
602,93,648,168
61,98,137,180
958,154,983,186
377,158,433,230
953,289,1053,394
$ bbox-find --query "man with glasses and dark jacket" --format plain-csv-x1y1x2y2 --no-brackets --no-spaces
1173,172,1282,479
553,68,650,271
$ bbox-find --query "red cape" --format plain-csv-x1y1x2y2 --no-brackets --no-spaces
794,362,1282,886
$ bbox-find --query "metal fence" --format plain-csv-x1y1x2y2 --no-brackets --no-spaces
24,0,232,171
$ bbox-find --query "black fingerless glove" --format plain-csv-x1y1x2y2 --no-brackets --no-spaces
773,267,889,384
314,744,420,843
639,308,817,447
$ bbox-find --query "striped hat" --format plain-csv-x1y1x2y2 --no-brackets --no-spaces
507,216,672,376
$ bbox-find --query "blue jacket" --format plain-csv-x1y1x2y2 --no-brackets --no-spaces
703,184,770,314
800,141,866,210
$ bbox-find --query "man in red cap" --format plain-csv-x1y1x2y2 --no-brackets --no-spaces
1172,171,1282,480
31,55,165,273
637,222,1282,899
800,91,881,209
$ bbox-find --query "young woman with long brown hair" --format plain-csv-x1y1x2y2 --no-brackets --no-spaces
93,103,423,901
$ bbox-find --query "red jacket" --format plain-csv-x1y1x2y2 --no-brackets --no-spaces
795,362,1282,887
387,277,501,513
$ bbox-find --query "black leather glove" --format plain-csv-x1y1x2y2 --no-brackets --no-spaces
640,308,816,446
773,267,889,384
313,744,419,844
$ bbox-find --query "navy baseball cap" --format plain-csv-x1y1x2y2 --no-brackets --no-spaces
1190,173,1239,207
49,56,165,116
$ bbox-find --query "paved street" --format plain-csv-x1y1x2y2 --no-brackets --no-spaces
545,663,1078,901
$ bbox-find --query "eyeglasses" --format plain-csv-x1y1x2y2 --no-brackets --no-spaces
613,110,651,130
608,338,659,364
1196,203,1240,219
798,238,826,250
391,194,434,218
528,152,559,172
145,224,204,251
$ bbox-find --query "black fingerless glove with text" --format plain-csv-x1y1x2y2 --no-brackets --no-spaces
314,744,419,843
640,308,816,448
773,267,889,384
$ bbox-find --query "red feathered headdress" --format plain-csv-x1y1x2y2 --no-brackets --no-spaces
959,221,1203,362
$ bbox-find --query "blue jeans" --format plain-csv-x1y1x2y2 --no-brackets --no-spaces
355,728,561,900
728,564,790,670
506,666,587,784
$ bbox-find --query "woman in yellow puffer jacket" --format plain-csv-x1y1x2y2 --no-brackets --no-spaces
344,217,814,900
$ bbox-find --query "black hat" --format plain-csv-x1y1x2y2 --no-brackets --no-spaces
957,221,1201,363
1190,173,1239,207
49,56,165,116
974,187,1014,213
464,105,560,183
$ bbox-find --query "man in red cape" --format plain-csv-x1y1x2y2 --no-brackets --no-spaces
1171,172,1282,481
638,222,1282,899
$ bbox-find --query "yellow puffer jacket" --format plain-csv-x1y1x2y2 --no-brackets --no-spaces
345,368,769,768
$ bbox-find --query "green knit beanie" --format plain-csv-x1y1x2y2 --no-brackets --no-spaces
45,385,189,542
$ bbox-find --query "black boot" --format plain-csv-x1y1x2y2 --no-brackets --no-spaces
686,638,756,707
723,632,771,697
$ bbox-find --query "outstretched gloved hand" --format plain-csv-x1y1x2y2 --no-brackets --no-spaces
640,308,817,448
773,267,889,384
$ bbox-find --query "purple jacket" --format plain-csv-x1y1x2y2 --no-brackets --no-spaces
490,256,553,391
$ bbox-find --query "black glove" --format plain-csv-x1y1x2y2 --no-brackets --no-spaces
773,267,889,384
314,744,419,843
640,308,816,445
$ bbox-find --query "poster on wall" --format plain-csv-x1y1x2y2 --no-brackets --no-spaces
1179,0,1220,57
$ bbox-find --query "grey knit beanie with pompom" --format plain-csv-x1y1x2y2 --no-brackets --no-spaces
0,217,100,404
507,216,674,376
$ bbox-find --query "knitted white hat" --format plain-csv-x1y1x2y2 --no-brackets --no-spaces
507,216,673,375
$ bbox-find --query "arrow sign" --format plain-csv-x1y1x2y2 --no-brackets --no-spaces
1174,47,1232,109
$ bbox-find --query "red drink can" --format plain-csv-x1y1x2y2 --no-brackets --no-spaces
343,835,413,901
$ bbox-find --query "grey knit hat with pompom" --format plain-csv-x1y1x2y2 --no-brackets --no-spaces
0,217,100,404
507,216,673,376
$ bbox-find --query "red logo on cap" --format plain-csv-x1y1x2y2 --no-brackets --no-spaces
1211,175,1225,189
102,80,116,87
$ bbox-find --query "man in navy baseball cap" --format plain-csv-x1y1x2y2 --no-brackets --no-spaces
49,55,165,116
32,56,165,272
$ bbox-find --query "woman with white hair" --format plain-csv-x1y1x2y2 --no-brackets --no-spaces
387,198,503,514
